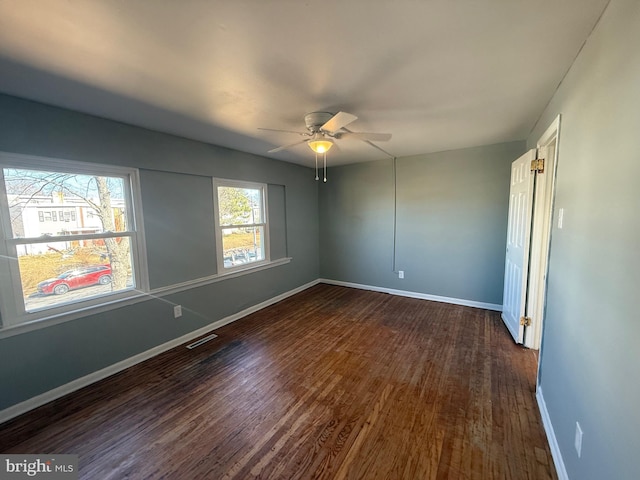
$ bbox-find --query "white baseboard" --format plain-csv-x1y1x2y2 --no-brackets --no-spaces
0,279,320,425
537,386,569,480
319,279,503,311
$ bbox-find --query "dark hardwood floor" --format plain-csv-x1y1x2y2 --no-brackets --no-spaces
0,284,556,479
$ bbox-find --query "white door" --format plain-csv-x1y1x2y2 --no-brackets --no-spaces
502,149,536,343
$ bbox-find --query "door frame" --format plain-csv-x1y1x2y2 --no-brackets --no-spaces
525,114,561,349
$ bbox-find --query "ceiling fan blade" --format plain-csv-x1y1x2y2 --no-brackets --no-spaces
268,138,309,153
338,131,392,142
320,111,357,133
259,127,309,136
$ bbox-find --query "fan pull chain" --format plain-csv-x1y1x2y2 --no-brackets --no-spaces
323,152,327,182
315,152,319,181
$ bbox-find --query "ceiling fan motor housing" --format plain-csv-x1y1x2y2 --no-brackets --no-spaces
305,112,334,133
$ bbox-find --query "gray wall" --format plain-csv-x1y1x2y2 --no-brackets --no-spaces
0,94,319,410
528,1,640,478
319,141,524,305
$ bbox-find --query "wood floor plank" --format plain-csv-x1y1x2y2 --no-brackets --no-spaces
0,284,557,479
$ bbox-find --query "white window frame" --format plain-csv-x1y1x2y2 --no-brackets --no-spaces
0,152,149,329
213,178,270,273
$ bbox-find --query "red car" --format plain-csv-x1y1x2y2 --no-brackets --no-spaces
37,265,112,295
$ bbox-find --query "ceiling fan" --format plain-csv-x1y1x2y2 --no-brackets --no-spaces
259,111,392,182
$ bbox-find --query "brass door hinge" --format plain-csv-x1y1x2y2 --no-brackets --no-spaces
520,316,532,327
530,159,545,173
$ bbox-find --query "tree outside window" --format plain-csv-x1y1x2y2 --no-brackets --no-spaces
0,157,144,323
214,180,268,271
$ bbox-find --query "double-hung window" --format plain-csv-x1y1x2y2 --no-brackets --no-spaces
0,153,146,328
213,179,269,272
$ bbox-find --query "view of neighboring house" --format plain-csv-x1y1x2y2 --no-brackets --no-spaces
8,193,125,255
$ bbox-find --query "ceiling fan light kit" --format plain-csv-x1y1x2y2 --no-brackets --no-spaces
308,133,334,182
308,134,333,154
260,111,392,182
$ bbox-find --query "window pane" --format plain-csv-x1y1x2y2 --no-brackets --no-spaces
17,238,134,312
3,168,129,238
221,226,264,268
217,186,262,226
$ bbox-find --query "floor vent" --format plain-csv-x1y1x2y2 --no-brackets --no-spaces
186,333,218,350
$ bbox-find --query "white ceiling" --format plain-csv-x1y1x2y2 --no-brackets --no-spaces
0,0,609,167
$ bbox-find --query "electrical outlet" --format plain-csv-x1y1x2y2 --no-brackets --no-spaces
575,421,583,457
173,305,182,318
398,270,404,279
558,208,564,229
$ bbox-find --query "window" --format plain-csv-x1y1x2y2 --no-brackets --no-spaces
0,153,147,328
213,179,269,272
52,211,57,222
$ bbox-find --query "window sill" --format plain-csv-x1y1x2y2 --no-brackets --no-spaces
0,257,292,339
